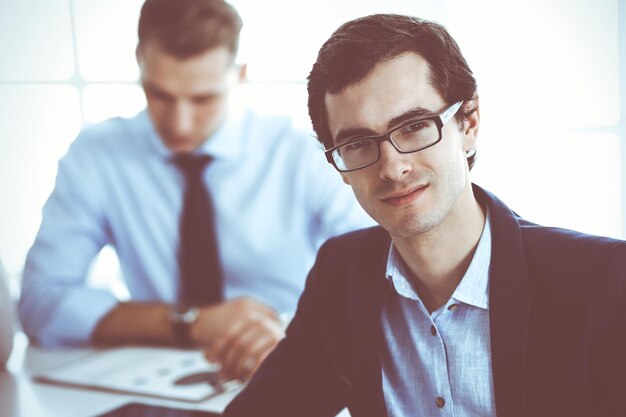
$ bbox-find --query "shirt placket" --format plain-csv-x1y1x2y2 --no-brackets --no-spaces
421,301,456,417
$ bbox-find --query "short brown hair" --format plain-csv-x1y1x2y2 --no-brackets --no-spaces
138,0,243,60
307,14,479,169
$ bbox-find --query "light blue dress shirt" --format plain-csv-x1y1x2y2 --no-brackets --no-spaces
20,108,372,347
381,215,496,417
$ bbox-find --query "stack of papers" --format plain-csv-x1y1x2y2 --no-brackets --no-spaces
33,346,240,402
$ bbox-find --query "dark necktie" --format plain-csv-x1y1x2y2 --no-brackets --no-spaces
174,153,223,306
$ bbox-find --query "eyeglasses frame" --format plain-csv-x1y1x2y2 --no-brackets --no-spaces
324,100,464,173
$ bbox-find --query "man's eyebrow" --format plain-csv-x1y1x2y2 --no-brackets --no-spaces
333,107,437,145
335,127,378,145
142,80,222,101
142,81,174,98
386,107,435,130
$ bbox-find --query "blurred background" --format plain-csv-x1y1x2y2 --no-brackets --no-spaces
0,0,624,296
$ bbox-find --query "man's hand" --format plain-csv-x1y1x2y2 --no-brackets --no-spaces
191,297,285,382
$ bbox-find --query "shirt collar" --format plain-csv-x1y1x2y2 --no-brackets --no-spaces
450,212,491,309
142,105,248,162
385,211,492,310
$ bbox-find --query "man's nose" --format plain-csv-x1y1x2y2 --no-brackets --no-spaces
377,140,413,181
170,102,194,136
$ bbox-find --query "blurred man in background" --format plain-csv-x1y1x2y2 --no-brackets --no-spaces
19,0,370,382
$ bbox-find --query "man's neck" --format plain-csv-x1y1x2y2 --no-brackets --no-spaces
392,190,486,313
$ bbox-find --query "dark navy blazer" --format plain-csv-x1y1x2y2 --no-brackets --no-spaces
225,185,626,417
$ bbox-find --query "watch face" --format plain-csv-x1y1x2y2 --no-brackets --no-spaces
181,308,199,323
169,306,199,346
171,306,199,324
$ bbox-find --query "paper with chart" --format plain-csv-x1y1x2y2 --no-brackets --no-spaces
33,346,240,402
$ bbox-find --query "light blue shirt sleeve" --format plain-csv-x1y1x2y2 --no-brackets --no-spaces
20,128,120,346
19,109,373,347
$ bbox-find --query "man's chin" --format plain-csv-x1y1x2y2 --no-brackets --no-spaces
383,212,439,239
162,139,201,153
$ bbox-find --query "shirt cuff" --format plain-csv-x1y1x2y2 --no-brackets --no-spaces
37,289,119,347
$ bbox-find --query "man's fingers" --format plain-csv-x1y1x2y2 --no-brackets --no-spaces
204,318,249,362
193,297,280,346
223,333,275,382
221,322,263,368
218,319,283,381
197,298,284,380
217,321,270,379
232,332,278,381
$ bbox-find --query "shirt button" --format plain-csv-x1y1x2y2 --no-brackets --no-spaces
430,325,437,336
448,303,458,311
436,397,445,408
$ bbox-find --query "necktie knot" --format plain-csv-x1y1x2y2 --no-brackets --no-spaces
174,154,212,178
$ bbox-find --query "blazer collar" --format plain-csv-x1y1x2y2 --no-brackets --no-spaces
475,185,532,417
351,226,391,417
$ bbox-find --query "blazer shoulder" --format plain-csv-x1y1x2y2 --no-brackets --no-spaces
520,221,624,259
309,226,389,290
325,225,388,244
319,226,389,261
519,222,626,297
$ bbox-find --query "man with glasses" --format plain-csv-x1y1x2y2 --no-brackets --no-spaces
224,14,626,417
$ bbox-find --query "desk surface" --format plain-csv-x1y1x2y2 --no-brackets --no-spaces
2,333,352,417
1,333,240,417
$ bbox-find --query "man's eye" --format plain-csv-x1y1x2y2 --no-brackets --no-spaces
147,89,172,103
192,94,218,105
343,140,370,152
400,121,427,134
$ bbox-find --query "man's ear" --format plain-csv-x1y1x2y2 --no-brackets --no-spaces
237,63,247,84
462,95,480,152
135,45,142,66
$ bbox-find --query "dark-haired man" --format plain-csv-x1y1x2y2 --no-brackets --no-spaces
19,0,370,382
224,14,626,417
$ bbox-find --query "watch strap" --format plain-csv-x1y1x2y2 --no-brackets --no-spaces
169,306,199,347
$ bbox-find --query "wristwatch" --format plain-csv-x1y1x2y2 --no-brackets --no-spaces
169,305,199,347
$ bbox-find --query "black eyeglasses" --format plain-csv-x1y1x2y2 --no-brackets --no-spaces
325,101,463,172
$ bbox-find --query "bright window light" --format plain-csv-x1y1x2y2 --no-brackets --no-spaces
0,0,75,81
0,0,623,283
73,0,144,81
83,84,146,124
0,85,81,275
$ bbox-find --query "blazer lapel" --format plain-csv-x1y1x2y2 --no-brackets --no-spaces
477,185,532,417
350,227,391,417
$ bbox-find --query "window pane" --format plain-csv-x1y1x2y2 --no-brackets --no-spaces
73,0,144,81
83,84,146,124
231,83,311,130
329,0,447,30
232,0,329,82
232,0,447,83
0,0,74,81
0,85,81,276
449,0,619,128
